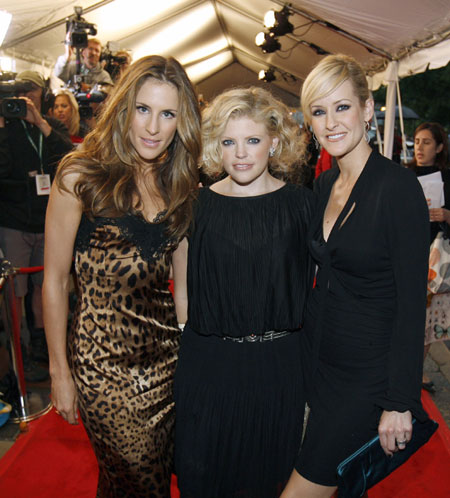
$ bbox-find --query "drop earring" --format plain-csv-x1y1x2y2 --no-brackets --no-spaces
269,147,275,157
312,133,319,149
364,121,370,143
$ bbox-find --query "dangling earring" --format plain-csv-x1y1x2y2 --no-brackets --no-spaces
364,121,370,143
312,133,319,149
269,147,275,157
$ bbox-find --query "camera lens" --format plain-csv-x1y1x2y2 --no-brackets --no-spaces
5,100,20,114
1,98,28,118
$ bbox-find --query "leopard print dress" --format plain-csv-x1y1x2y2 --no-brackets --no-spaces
68,214,180,498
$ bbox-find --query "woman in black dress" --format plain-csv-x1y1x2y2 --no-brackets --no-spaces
410,122,449,391
281,55,430,497
174,87,316,497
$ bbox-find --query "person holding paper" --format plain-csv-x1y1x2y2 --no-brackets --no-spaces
411,122,450,392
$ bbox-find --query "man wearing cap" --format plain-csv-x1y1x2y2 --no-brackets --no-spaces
53,37,113,90
0,71,72,381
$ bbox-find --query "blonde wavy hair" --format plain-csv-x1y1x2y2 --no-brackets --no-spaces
52,89,80,136
301,54,370,127
56,55,201,240
201,86,307,178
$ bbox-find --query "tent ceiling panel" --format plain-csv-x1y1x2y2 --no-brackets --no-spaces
1,0,449,98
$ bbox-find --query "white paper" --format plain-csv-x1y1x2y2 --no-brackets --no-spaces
417,172,445,208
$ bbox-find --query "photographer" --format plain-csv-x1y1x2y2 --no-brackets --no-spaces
0,71,72,380
54,36,112,90
103,49,132,82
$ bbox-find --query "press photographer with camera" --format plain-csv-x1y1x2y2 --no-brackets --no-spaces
0,71,73,380
54,35,112,91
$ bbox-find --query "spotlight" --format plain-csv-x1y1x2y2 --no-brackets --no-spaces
255,32,281,53
258,68,276,83
264,6,293,37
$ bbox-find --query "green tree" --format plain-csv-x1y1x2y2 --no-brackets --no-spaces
373,62,450,133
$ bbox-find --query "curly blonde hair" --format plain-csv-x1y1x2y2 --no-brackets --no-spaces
56,55,201,240
201,86,307,178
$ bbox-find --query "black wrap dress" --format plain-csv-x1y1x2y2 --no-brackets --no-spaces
296,150,430,486
174,184,316,498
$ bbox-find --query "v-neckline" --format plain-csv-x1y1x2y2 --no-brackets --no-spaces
321,151,372,244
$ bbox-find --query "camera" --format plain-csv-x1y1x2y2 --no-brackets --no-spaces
66,6,97,49
75,88,107,119
100,42,130,81
0,78,32,118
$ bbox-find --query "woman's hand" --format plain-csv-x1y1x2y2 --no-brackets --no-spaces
429,207,450,224
51,371,79,425
378,410,412,456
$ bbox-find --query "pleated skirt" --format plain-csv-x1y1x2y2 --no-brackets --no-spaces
174,325,305,498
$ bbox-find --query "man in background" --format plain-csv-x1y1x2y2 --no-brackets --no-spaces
0,71,72,381
54,36,112,90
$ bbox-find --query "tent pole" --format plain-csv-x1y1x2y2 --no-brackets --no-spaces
383,62,398,160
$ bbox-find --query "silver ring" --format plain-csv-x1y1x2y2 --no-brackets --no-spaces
397,440,407,445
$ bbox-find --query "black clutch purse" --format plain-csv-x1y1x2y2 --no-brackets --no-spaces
336,418,438,498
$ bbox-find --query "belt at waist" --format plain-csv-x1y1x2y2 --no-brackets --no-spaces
222,330,293,343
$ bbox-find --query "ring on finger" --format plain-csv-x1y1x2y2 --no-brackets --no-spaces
397,439,407,445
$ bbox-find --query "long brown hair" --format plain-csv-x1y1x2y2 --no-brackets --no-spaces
56,55,201,239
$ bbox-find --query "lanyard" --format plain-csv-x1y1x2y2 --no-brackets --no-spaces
21,121,44,174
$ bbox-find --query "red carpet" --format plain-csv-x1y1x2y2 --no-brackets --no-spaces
0,392,448,497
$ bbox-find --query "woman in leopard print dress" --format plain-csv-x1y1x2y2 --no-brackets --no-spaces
43,56,200,497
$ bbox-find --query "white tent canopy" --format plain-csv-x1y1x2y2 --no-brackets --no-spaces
1,0,449,156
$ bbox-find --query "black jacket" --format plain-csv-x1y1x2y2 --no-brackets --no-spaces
0,116,73,233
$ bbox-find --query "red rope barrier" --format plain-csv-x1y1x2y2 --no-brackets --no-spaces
15,266,44,274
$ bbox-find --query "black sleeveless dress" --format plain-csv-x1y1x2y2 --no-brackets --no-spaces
296,151,430,486
174,184,316,498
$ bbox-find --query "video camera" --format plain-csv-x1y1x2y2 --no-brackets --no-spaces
100,42,130,81
0,73,32,118
75,88,107,119
66,6,97,49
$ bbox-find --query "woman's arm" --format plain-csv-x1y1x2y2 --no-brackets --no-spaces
42,173,82,424
378,167,430,454
172,237,188,326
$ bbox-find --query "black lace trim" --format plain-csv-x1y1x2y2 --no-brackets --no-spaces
74,213,176,263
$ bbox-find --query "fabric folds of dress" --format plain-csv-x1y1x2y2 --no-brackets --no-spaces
175,184,316,498
296,151,430,486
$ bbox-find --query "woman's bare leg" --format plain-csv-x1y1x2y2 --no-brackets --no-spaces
280,469,336,498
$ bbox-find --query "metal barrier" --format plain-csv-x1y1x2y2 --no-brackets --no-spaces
0,259,52,423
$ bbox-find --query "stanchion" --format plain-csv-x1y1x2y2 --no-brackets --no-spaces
0,259,52,424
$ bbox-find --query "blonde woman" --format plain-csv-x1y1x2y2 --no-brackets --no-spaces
282,55,430,498
174,86,315,497
51,89,80,137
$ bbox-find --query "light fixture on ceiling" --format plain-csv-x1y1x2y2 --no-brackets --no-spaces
258,68,276,83
255,32,281,54
264,6,293,37
0,10,12,47
258,67,297,84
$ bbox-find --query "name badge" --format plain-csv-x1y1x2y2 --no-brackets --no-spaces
35,174,51,196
